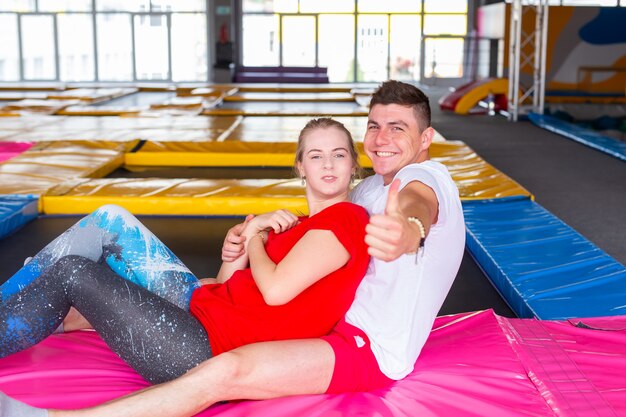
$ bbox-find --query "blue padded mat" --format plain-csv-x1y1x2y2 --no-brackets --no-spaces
0,195,38,240
463,197,626,320
528,113,626,163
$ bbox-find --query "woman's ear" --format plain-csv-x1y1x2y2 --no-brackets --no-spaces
296,161,304,178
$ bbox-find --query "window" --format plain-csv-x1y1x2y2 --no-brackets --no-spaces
1,1,210,82
241,0,468,82
318,14,354,82
59,13,95,81
0,0,36,12
171,13,207,81
97,13,133,80
300,0,354,13
282,15,316,66
242,14,279,66
424,38,464,78
0,14,20,80
357,14,388,82
134,13,169,80
358,0,421,13
39,0,92,12
150,0,205,12
21,15,56,80
390,15,421,81
96,0,149,12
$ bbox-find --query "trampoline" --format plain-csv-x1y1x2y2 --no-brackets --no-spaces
2,308,625,416
1,83,626,416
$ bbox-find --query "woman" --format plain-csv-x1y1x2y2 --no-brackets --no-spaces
0,118,369,386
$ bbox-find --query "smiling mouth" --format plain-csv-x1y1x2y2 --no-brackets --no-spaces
375,151,396,157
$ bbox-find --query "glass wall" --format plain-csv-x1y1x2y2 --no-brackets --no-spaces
0,0,208,82
241,0,468,83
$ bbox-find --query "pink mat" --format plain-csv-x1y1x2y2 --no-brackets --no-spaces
0,142,33,162
1,310,624,416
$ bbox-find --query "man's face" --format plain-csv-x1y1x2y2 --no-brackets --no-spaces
364,103,428,185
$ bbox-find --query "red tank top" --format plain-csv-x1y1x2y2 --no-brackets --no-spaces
190,202,369,355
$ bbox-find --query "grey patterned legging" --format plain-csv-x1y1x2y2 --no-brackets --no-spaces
0,205,212,384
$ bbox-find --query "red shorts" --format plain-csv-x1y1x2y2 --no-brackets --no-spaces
321,319,394,394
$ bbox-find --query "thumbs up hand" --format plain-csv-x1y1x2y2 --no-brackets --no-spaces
384,178,402,216
365,179,420,262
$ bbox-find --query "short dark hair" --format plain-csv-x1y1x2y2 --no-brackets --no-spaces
369,80,431,131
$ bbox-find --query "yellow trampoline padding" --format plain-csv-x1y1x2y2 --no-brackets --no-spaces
6,115,241,142
126,141,373,168
0,140,132,195
203,107,368,117
40,161,531,215
0,116,62,136
224,92,356,102
124,139,531,200
46,87,138,102
186,86,239,97
545,95,626,104
0,91,49,101
202,108,246,116
56,106,142,117
223,116,368,142
233,85,353,93
1,99,79,115
42,178,309,215
0,84,64,91
430,140,532,200
455,78,509,115
31,140,137,153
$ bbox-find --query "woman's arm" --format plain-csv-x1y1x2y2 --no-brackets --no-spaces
216,249,250,283
247,229,349,306
217,210,300,284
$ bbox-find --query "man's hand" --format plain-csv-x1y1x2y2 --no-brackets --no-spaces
222,214,254,262
365,179,420,262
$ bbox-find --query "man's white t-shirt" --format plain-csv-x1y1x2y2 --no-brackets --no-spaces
347,161,465,380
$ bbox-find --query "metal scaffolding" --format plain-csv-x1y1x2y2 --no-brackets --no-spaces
507,0,549,122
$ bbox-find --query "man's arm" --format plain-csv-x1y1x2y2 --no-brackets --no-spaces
365,179,438,262
51,338,334,417
216,215,254,283
217,210,299,283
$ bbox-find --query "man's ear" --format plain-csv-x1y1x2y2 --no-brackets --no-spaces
421,127,435,149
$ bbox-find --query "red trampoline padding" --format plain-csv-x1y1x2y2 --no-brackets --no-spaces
1,310,625,416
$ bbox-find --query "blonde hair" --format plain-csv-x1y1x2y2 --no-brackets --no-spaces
294,118,362,178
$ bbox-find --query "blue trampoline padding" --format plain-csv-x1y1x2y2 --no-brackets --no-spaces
463,198,626,320
528,113,626,163
545,90,625,98
0,195,38,240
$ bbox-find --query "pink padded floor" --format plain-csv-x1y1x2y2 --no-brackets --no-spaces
1,310,625,416
0,142,33,162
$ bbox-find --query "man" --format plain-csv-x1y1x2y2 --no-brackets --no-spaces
5,80,465,417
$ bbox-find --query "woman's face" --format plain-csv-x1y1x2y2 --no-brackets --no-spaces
297,127,355,202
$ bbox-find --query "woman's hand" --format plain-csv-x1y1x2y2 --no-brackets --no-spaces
245,210,299,238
